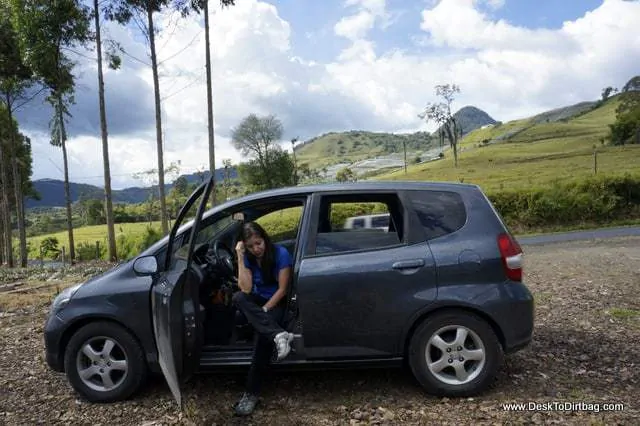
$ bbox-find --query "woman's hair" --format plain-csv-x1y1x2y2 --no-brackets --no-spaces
239,221,277,285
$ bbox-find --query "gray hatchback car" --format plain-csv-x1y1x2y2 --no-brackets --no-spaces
44,178,533,406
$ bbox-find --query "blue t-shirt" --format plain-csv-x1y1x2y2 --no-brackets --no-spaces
243,244,293,299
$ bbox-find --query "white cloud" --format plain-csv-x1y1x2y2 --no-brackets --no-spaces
485,0,505,10
22,0,640,190
334,0,390,41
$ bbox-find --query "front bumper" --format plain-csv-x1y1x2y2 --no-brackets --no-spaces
44,312,66,372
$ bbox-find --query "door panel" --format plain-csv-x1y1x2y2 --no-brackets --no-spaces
150,267,186,406
151,177,213,407
297,242,436,358
295,189,438,359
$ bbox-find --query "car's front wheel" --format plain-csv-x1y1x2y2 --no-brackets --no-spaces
64,321,147,402
408,311,503,397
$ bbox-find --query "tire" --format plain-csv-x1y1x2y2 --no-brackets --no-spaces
408,311,503,397
63,321,147,402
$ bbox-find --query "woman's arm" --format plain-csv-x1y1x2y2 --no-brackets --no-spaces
263,266,291,311
235,242,252,293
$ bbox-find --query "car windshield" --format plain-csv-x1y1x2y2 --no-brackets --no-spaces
175,213,235,259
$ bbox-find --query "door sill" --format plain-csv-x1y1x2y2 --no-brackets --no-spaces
198,348,403,371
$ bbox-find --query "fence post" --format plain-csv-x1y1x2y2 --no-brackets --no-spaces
96,241,100,260
61,246,66,266
593,149,598,175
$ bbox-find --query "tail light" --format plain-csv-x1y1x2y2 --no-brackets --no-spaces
497,233,523,281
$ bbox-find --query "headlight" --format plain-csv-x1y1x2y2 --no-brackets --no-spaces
50,283,82,313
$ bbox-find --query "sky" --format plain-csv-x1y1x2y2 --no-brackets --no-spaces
13,0,640,189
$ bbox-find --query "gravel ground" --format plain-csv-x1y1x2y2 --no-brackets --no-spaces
1,237,639,425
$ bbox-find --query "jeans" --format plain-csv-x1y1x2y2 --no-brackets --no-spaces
232,291,286,395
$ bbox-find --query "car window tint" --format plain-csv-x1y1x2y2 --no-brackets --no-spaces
315,196,403,255
408,190,467,240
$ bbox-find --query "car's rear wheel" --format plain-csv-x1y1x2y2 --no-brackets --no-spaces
408,311,503,397
64,322,147,402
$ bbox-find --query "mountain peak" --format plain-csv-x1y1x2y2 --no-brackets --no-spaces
453,106,498,136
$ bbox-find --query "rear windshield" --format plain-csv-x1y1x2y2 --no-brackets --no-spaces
407,190,467,240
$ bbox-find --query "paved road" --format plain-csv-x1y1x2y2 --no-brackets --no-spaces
517,226,640,245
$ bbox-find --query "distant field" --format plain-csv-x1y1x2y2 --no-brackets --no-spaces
378,143,640,192
26,222,163,256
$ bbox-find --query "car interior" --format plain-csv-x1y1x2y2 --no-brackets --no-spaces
168,198,305,349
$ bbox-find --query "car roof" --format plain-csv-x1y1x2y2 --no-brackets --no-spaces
218,180,479,208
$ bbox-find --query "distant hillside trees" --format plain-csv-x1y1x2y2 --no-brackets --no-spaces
601,86,618,102
336,167,356,183
420,84,462,167
231,114,295,190
609,75,640,145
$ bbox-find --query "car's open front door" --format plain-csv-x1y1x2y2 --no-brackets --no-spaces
151,176,214,408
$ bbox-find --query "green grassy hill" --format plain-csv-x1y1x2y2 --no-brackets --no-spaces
376,96,640,191
294,130,434,169
294,105,498,169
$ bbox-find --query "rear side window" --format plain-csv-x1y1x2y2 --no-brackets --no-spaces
408,190,467,240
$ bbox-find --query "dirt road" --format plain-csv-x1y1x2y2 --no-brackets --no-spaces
1,237,639,425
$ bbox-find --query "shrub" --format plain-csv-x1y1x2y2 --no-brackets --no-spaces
487,174,640,230
76,241,107,262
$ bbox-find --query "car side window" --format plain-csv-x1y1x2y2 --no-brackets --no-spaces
408,190,467,240
314,194,404,255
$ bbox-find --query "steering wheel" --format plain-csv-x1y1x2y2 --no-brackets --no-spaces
207,240,236,279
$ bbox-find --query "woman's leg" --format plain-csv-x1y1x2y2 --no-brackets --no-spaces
232,292,284,339
234,304,287,416
246,333,274,395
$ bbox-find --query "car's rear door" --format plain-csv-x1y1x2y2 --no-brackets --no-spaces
151,176,214,407
295,190,438,359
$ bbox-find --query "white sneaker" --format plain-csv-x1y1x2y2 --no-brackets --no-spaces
273,331,294,361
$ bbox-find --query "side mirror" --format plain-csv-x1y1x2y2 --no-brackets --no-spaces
133,255,158,275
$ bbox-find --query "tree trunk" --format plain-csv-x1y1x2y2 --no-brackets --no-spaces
11,159,27,267
204,0,216,207
147,7,168,235
95,0,117,262
444,122,458,167
6,106,28,267
59,95,75,263
0,140,14,267
0,211,4,265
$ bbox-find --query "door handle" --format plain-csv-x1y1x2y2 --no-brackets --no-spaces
392,259,425,270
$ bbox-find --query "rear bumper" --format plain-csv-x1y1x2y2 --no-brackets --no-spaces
493,281,534,354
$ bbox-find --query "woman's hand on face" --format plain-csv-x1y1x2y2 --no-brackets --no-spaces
235,241,245,256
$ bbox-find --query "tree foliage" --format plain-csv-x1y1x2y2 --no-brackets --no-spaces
11,0,93,264
419,84,461,166
237,149,294,191
232,114,292,189
336,167,356,183
609,75,640,145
